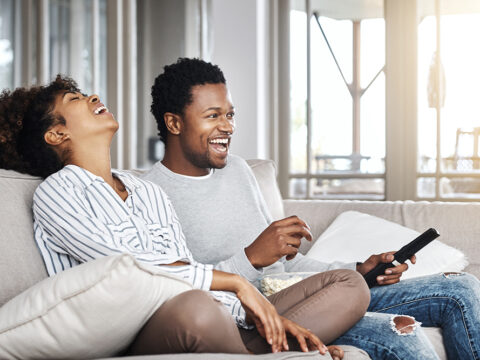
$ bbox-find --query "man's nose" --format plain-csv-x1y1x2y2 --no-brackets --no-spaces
219,116,235,133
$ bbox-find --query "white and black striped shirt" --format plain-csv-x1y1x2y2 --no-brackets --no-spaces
33,165,249,328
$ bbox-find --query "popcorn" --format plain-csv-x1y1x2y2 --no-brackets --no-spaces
260,275,304,296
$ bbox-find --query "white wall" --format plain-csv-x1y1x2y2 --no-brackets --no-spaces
210,0,270,160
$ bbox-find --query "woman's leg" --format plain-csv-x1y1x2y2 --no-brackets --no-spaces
333,312,440,360
369,272,480,360
126,289,249,355
240,269,370,353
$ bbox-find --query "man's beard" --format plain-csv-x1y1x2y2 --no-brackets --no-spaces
184,147,228,169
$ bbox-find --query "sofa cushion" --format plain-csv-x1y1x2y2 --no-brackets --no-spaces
306,211,468,280
0,253,192,359
283,199,480,279
0,169,46,307
246,159,285,220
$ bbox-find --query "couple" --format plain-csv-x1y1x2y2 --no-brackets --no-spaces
0,57,479,359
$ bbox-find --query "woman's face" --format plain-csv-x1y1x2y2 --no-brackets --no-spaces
52,91,118,143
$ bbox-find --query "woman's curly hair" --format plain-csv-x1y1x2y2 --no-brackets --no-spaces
0,75,80,178
151,58,226,144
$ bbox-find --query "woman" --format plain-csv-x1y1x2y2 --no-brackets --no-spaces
0,76,369,357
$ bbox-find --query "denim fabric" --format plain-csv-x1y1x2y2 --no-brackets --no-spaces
333,273,480,360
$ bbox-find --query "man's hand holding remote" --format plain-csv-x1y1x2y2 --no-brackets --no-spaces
356,252,417,286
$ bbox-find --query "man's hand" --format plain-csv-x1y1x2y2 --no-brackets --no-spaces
244,216,313,268
356,251,417,286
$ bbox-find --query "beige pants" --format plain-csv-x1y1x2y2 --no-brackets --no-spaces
126,269,369,355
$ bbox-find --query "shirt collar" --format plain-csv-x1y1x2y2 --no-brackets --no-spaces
62,165,140,191
155,161,214,180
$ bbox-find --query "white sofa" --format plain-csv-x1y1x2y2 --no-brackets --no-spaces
1,159,479,359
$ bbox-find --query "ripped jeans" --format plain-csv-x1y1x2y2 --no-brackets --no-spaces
333,272,480,360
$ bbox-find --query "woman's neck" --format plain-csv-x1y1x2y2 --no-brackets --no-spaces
68,145,115,186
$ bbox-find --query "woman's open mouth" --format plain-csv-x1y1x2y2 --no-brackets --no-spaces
94,105,108,115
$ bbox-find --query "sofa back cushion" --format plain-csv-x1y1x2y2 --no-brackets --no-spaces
246,159,285,220
0,169,47,307
284,199,480,278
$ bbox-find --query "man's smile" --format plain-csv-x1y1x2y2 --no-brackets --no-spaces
208,137,230,153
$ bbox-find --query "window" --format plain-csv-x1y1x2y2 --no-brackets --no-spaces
417,0,480,200
49,0,107,98
1,0,209,170
0,0,14,90
288,1,385,199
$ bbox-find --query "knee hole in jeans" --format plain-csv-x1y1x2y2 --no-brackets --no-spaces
390,315,420,335
443,272,464,278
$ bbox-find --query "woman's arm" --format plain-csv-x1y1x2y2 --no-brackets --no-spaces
210,269,286,353
210,270,327,355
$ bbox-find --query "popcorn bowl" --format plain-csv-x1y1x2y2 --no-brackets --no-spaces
259,272,317,296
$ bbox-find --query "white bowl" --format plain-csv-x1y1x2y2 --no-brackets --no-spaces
259,272,316,296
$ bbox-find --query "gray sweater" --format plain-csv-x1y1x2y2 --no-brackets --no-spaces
141,154,355,284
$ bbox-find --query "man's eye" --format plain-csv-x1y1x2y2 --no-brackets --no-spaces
70,96,79,101
207,113,218,118
227,112,235,119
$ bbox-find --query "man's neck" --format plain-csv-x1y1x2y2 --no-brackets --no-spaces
162,144,210,177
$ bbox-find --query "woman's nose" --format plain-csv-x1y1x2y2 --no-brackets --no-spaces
88,94,100,103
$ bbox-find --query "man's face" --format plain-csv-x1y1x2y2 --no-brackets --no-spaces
179,83,235,170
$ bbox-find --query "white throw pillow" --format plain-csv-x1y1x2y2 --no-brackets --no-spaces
306,211,468,279
0,253,192,359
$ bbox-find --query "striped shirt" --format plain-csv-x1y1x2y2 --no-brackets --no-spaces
33,165,249,328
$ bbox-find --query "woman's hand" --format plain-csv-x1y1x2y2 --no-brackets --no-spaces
209,270,288,353
281,317,328,355
236,279,288,353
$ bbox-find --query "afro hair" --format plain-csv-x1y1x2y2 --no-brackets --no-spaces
0,75,80,178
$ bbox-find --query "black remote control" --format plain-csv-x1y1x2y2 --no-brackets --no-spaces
363,228,440,288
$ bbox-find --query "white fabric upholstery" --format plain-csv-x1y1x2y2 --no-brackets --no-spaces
0,169,46,307
306,211,468,279
246,159,285,220
283,199,480,280
0,254,192,359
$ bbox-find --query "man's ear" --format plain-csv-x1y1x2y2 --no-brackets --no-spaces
164,112,182,135
44,124,70,146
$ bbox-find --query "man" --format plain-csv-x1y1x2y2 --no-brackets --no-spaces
142,58,480,359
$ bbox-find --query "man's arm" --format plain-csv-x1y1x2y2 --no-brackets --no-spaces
214,250,264,283
282,252,357,273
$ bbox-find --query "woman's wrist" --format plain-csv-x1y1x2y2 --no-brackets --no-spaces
230,273,249,294
210,270,249,294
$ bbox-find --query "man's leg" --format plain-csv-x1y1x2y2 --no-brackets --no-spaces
368,272,480,360
240,269,370,353
333,312,440,360
126,289,249,355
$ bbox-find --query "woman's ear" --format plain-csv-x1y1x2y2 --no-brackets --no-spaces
164,112,182,135
44,125,70,146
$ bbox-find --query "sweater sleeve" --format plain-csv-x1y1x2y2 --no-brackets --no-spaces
280,253,357,272
214,251,264,283
239,160,358,274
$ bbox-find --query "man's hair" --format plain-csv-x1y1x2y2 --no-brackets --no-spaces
151,57,226,144
0,75,80,178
